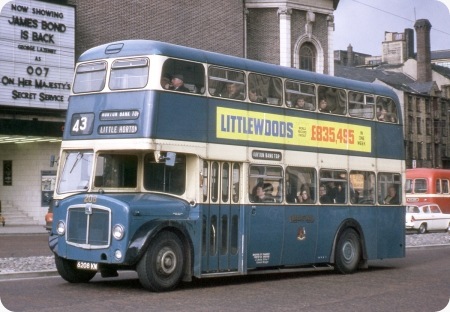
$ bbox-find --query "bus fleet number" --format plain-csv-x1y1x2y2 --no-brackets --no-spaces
311,125,354,144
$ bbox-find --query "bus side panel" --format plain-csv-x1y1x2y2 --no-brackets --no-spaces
376,206,405,259
282,206,319,265
375,124,404,160
246,205,284,269
315,206,353,262
155,92,209,142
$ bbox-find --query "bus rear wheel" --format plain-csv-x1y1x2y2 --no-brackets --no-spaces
54,255,97,283
334,228,361,274
137,231,184,292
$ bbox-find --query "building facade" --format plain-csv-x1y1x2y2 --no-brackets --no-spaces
335,19,450,169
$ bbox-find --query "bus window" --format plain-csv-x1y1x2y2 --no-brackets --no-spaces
348,91,375,119
442,180,449,194
413,179,427,193
285,167,316,204
317,86,346,115
405,179,412,194
349,171,376,204
211,162,219,202
222,163,230,202
143,153,186,195
58,151,94,193
376,97,398,123
161,58,205,93
319,169,348,204
73,61,107,93
378,172,401,205
208,66,245,100
249,165,283,203
109,58,149,90
232,163,240,203
285,80,316,111
248,73,282,105
95,154,138,188
202,161,209,202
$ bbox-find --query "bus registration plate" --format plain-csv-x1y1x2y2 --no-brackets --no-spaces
76,261,98,271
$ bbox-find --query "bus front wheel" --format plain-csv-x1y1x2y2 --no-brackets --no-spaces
334,228,361,274
137,231,184,292
54,255,97,283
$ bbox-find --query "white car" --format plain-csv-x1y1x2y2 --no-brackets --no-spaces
405,203,450,234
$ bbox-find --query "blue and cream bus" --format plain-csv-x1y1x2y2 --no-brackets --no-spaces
49,40,405,292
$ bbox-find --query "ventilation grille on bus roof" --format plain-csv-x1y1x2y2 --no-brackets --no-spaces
105,43,124,54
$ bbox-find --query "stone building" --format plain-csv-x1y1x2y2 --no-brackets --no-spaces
335,19,450,169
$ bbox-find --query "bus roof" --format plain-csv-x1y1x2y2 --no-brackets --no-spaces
407,168,450,178
78,40,398,100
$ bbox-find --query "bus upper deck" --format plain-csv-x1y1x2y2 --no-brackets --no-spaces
67,40,403,162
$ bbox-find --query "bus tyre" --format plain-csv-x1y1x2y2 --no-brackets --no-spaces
334,229,361,274
54,255,96,283
137,231,184,292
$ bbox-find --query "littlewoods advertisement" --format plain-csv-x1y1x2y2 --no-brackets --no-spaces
0,0,75,110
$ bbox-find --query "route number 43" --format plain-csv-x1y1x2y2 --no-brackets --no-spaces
70,113,94,135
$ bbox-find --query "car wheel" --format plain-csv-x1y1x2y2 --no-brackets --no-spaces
54,255,97,283
137,231,184,292
418,223,427,234
334,228,361,274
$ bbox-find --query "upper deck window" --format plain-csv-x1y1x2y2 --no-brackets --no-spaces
208,66,245,100
376,97,398,123
109,58,149,90
348,91,375,119
161,59,205,94
285,80,316,111
73,62,107,93
248,73,282,106
317,86,347,115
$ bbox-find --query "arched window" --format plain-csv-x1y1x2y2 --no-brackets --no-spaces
299,43,316,72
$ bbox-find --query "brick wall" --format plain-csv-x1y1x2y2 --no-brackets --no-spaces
68,0,245,59
246,8,280,64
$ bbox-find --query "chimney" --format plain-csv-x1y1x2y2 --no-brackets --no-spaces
347,44,353,66
404,28,414,59
414,19,432,82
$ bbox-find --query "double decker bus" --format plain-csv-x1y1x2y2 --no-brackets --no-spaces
406,168,450,213
49,40,405,292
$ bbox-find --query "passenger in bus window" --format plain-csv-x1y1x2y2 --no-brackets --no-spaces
383,185,399,204
377,106,388,121
249,89,265,103
169,74,190,92
161,76,171,90
319,185,333,203
318,99,331,113
224,82,244,100
334,183,346,203
297,184,313,203
294,97,314,111
252,182,273,202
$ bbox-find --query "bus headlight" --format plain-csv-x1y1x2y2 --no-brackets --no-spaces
56,220,66,235
114,249,123,260
112,224,125,240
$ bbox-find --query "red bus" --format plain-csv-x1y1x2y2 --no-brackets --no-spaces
406,168,450,213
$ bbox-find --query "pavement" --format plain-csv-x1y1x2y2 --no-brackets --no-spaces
0,225,449,281
0,224,49,235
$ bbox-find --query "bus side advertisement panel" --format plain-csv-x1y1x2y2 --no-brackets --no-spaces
216,107,372,153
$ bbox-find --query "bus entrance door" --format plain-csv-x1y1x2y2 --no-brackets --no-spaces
201,204,241,273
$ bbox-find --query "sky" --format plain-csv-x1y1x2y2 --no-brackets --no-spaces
333,0,450,55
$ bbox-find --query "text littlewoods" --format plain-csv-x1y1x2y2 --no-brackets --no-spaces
219,114,294,138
